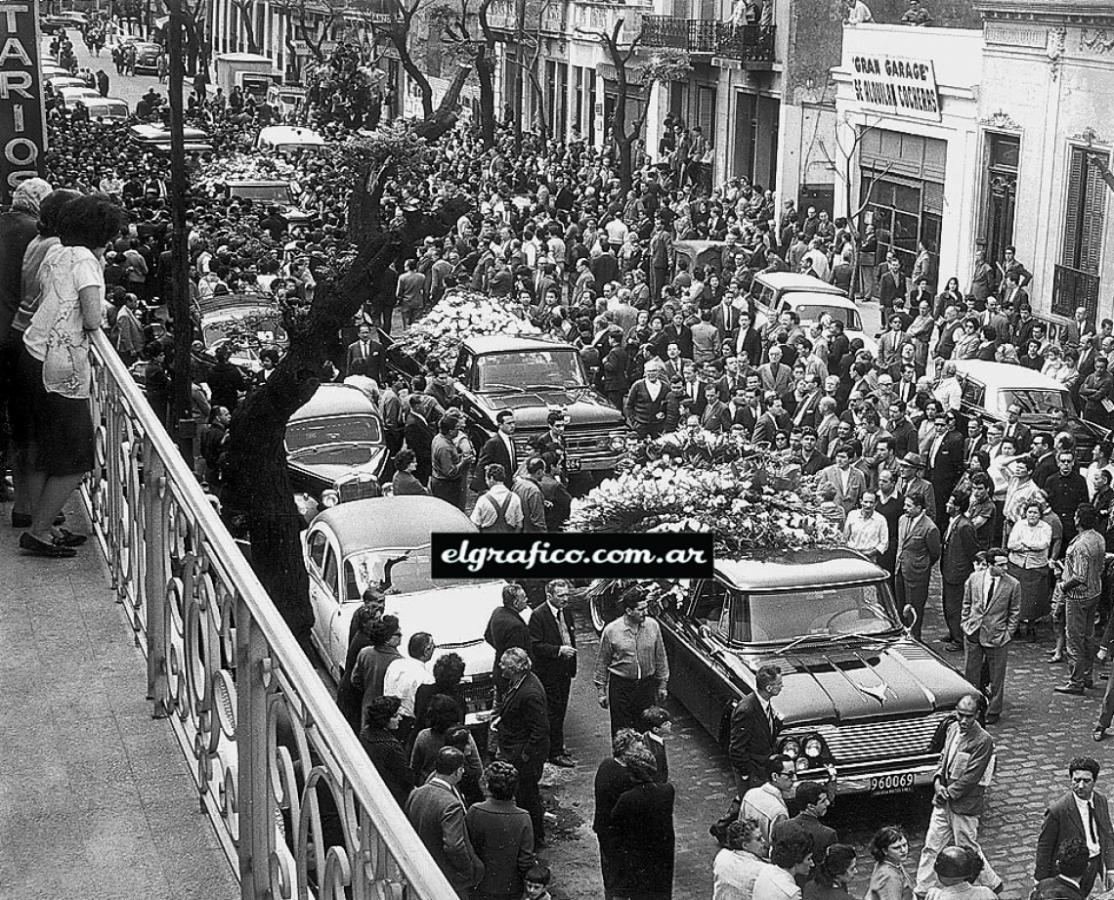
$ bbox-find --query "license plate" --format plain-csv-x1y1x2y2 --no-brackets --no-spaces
869,773,915,796
566,458,582,471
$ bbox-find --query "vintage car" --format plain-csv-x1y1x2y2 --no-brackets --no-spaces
223,179,312,225
955,360,1108,462
303,496,507,726
73,96,130,121
673,239,725,276
447,335,631,484
752,272,846,311
128,123,214,154
287,384,387,506
40,12,87,33
132,42,163,75
46,74,87,92
589,548,974,796
755,290,878,359
55,86,102,111
194,294,288,375
266,83,307,118
255,125,326,155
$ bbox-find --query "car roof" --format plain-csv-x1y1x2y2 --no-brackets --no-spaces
257,125,325,146
784,292,858,310
226,179,288,186
313,496,476,555
463,335,570,354
673,239,724,253
715,548,886,591
954,360,1068,391
290,384,378,421
755,272,844,293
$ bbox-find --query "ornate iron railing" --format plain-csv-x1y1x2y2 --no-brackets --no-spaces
84,330,457,900
1051,262,1100,324
639,16,775,60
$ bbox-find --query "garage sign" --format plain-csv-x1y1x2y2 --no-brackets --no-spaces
0,0,46,201
850,53,941,123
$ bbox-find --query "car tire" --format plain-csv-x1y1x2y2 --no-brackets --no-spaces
587,580,624,633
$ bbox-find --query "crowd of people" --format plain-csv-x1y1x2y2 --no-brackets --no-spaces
5,30,1114,898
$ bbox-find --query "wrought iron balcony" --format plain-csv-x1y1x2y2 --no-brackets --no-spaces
1051,262,1100,322
639,16,775,64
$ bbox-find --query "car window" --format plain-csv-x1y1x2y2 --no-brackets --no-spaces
757,284,775,308
344,561,361,602
732,583,898,643
689,580,729,639
476,350,586,391
452,347,470,380
961,380,985,408
308,530,327,570
321,544,339,601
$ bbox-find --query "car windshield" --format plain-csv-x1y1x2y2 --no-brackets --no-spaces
794,304,862,331
1000,388,1071,421
229,184,291,202
348,546,473,595
729,583,899,644
287,415,382,452
202,312,286,348
476,349,587,391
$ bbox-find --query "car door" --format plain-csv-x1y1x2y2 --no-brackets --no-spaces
305,527,343,676
960,378,988,425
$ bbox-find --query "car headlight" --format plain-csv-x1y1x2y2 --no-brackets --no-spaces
609,431,628,451
779,737,800,759
321,489,340,508
795,756,812,773
804,737,824,759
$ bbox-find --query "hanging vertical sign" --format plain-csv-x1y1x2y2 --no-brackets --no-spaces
0,0,46,202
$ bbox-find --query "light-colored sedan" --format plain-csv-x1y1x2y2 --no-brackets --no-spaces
56,86,102,111
303,496,509,725
756,290,879,359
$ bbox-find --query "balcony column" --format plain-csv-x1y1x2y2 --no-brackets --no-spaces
143,444,170,717
236,606,274,899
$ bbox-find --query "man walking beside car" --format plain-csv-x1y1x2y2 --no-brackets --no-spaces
941,490,980,653
896,490,941,640
485,584,532,697
914,694,1003,898
1055,505,1107,697
594,586,670,736
529,579,578,769
961,547,1020,725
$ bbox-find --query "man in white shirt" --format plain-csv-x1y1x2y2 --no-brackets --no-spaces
739,754,795,841
935,361,963,412
382,632,435,741
713,820,774,900
470,464,525,532
844,492,889,563
846,0,873,23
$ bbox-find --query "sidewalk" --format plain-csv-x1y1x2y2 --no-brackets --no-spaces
0,501,239,900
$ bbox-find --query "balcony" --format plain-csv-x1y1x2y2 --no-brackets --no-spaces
1051,263,1100,322
639,16,775,66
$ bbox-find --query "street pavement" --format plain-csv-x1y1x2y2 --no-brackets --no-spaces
42,31,176,111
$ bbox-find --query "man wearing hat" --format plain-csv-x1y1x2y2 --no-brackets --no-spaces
896,489,941,639
897,452,937,521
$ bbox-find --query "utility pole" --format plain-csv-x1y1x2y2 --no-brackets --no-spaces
513,0,524,149
166,0,195,463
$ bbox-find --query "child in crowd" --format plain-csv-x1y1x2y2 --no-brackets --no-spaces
523,864,553,900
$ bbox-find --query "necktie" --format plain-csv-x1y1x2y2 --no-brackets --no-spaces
1089,803,1099,845
556,609,571,647
767,704,775,734
987,576,996,605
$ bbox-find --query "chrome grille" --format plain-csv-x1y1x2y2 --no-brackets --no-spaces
460,674,495,714
514,427,618,458
787,711,950,765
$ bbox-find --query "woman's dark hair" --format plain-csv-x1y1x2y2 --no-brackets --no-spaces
364,695,401,730
770,832,812,869
814,844,857,886
369,614,399,647
427,693,463,733
58,194,126,249
870,825,907,862
37,188,82,237
623,746,657,784
484,760,519,801
394,448,415,470
432,652,465,687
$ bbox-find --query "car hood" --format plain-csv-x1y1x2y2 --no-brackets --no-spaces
735,641,972,724
475,388,625,428
288,446,388,481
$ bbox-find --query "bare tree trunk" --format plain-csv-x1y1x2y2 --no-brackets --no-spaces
476,44,496,147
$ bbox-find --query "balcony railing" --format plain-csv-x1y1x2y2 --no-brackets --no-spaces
1051,263,1100,323
639,16,775,62
84,331,457,900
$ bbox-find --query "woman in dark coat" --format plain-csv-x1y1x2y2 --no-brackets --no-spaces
594,729,643,900
359,695,414,807
335,591,384,731
465,761,536,900
412,652,468,730
607,746,675,900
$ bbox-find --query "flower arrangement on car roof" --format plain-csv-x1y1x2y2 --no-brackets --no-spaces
392,289,541,371
194,153,301,193
567,428,842,557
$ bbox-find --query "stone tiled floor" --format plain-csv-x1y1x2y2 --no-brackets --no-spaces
0,501,238,900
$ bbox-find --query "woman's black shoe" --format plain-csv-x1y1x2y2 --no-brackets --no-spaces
54,528,87,547
19,533,76,558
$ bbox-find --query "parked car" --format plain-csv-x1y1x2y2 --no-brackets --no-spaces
40,12,87,33
73,96,130,121
303,496,507,726
752,272,846,311
588,548,974,796
194,294,287,375
287,384,388,507
56,86,102,111
46,75,87,92
223,179,312,225
755,290,878,358
955,360,1108,465
673,239,725,277
132,42,163,75
266,83,307,118
255,125,326,155
42,63,69,80
446,335,631,485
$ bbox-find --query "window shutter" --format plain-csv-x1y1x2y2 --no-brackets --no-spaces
698,85,715,138
1081,152,1108,274
1062,148,1086,269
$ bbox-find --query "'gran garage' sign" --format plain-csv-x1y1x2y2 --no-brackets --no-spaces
0,1,45,202
851,54,941,123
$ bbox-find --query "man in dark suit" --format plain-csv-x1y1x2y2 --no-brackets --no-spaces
735,311,762,367
403,395,435,485
962,547,1021,724
493,647,550,845
914,694,1003,895
897,490,942,640
712,297,741,344
346,323,382,380
1035,757,1114,896
528,579,577,768
484,584,531,696
941,491,980,652
471,410,517,492
791,375,824,430
1003,403,1032,453
1033,840,1089,900
728,664,782,800
927,413,966,530
772,781,837,874
405,747,485,897
624,361,674,438
753,393,790,446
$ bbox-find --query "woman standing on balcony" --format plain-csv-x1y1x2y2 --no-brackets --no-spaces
16,194,125,558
